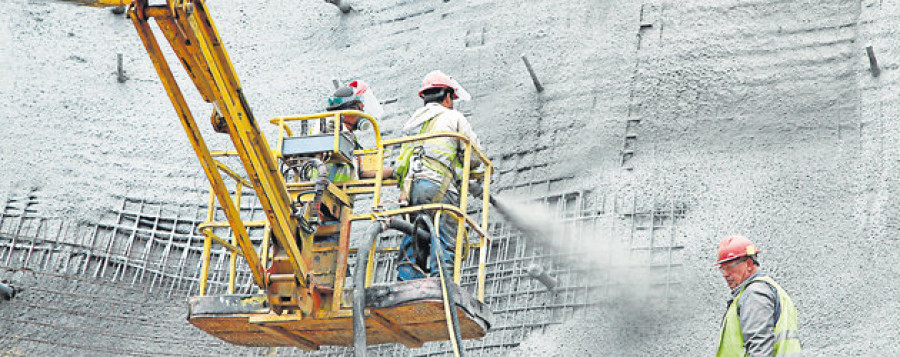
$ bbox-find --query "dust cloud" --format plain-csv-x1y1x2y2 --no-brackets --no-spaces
489,194,675,355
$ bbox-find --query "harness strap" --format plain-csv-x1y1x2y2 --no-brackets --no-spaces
420,156,455,202
416,115,462,179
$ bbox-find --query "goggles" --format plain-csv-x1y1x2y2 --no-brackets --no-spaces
328,96,362,106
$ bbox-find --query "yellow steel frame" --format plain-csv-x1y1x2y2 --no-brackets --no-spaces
194,152,269,295
74,0,497,349
72,0,131,7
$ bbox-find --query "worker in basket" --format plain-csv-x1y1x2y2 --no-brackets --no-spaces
394,71,483,280
300,80,393,243
305,80,390,182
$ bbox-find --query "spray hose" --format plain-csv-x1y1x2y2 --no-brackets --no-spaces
352,222,384,357
352,217,464,357
416,214,465,357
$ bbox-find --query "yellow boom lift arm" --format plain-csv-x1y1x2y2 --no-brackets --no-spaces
98,0,496,353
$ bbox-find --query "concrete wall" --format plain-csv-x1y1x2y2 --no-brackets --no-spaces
0,268,251,356
2,0,900,355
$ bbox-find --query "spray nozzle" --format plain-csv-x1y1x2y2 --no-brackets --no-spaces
469,180,484,199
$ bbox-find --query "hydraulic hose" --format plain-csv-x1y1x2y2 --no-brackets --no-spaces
306,158,328,204
352,218,432,356
293,159,329,233
416,214,464,357
385,218,431,242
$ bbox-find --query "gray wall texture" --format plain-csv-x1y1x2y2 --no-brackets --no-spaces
2,0,900,356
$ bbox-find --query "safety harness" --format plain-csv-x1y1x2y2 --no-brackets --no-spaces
396,114,461,202
395,115,471,278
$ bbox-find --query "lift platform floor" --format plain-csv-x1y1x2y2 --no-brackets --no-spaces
188,278,493,350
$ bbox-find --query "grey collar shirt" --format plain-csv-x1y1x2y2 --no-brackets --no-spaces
726,271,781,357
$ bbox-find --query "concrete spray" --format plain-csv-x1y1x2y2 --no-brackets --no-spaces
487,193,673,355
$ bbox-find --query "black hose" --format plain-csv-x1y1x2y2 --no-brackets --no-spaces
352,218,427,356
351,216,464,356
386,218,431,241
353,222,385,357
415,214,464,356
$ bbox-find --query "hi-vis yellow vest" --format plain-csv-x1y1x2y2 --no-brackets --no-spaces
716,276,801,356
395,116,461,187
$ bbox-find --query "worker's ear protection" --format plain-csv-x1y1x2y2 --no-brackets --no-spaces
342,104,369,131
355,118,372,131
444,88,455,101
345,120,371,131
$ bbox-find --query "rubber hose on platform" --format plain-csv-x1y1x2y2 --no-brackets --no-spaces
353,222,385,357
386,217,431,241
352,216,463,356
416,214,464,357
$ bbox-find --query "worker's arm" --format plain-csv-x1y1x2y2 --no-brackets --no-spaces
360,167,394,179
738,282,779,356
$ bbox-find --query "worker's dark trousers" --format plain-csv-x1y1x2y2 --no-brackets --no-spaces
397,179,459,281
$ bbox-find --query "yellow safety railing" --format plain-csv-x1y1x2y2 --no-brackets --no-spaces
270,110,387,205
270,110,493,301
357,130,491,299
196,111,494,302
196,151,271,296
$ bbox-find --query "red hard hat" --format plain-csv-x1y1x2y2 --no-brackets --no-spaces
716,235,760,265
418,70,458,98
417,70,471,100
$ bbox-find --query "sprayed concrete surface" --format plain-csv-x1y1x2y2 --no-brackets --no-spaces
0,269,249,356
2,0,900,355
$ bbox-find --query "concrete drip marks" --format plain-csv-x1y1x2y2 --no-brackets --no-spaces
0,187,685,356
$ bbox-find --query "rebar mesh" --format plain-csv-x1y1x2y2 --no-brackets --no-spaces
0,183,685,356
